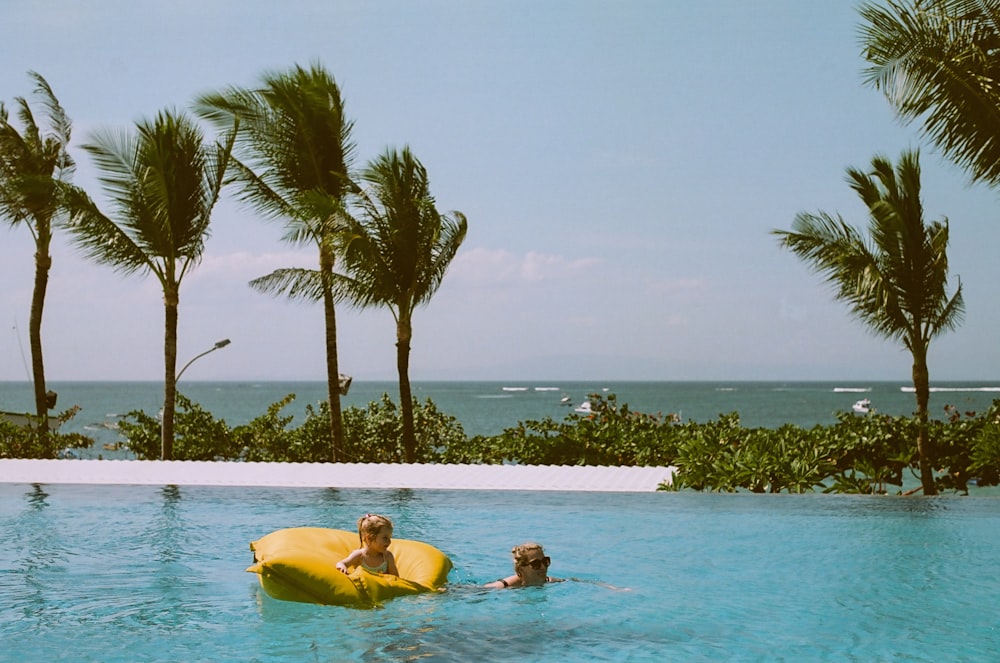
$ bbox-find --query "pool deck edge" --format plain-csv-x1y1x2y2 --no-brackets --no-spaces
0,459,676,492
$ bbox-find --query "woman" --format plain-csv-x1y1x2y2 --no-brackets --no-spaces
485,542,564,588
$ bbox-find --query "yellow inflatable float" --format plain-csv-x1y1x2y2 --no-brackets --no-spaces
247,527,452,607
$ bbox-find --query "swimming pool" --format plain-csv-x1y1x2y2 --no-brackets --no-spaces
3,484,998,662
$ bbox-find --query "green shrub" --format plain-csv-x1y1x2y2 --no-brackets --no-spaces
0,406,91,459
43,390,1000,496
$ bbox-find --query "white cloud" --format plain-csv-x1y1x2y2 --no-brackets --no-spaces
186,249,315,286
448,247,602,287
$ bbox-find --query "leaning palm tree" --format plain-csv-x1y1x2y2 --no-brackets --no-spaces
774,150,964,495
195,63,355,461
0,72,74,441
64,109,233,460
859,0,1000,186
340,147,467,462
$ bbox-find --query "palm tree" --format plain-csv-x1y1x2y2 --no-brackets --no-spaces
0,72,74,441
341,147,467,462
859,0,1000,186
195,63,355,461
64,109,233,460
773,150,964,495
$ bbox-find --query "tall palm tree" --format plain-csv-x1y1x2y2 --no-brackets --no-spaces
64,109,233,460
773,150,964,495
859,0,1000,185
195,63,355,461
0,72,74,441
341,147,467,462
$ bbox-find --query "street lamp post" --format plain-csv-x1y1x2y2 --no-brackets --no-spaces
176,338,231,381
160,338,231,460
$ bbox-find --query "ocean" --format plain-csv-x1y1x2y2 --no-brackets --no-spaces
3,380,1000,452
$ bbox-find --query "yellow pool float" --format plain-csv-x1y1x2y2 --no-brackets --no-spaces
247,527,452,607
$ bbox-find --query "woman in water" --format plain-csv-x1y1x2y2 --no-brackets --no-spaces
485,542,563,588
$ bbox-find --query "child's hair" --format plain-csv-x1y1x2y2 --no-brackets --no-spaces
357,513,393,545
511,542,545,570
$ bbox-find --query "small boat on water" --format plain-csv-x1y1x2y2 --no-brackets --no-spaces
0,410,63,431
852,398,873,414
574,401,595,414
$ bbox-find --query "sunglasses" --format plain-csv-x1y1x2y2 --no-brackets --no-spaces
524,556,551,570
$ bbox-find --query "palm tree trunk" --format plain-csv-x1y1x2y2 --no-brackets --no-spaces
912,348,937,496
396,320,415,463
162,287,179,461
29,242,52,444
320,250,344,461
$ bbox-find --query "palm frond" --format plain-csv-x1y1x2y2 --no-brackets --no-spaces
341,146,467,314
249,267,325,301
859,0,1000,184
69,108,232,286
0,74,75,233
775,149,963,347
62,184,152,276
27,71,75,179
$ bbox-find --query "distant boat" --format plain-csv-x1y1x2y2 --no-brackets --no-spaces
574,401,595,414
852,398,873,415
0,410,63,431
560,395,572,406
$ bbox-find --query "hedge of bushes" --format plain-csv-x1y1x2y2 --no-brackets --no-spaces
4,392,999,495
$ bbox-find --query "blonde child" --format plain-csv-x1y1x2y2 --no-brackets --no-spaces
336,513,399,576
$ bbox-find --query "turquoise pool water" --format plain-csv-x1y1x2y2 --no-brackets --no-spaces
2,484,998,662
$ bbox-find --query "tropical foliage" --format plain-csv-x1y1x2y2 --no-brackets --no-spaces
63,110,233,459
118,392,466,464
50,391,996,494
0,406,90,459
195,63,356,461
859,0,1000,186
341,147,468,462
773,150,964,494
0,72,75,440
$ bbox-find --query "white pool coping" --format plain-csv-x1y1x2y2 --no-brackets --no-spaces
0,459,675,492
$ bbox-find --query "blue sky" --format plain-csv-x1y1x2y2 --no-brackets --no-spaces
2,1,998,382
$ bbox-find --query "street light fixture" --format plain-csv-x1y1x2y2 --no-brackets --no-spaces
176,338,231,381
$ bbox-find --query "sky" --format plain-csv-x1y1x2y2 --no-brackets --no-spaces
2,1,999,383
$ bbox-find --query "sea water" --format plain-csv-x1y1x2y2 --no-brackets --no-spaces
2,483,999,662
3,380,1000,448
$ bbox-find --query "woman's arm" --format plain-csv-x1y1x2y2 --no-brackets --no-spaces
484,575,521,589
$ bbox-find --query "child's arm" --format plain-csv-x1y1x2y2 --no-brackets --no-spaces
336,549,363,574
384,550,399,576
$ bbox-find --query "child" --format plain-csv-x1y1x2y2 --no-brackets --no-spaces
336,513,399,576
485,542,563,588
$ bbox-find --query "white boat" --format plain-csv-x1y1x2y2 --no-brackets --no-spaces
852,398,873,414
0,410,63,431
574,401,595,414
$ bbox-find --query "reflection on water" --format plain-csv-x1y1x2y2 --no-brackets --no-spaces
1,486,999,662
27,483,48,509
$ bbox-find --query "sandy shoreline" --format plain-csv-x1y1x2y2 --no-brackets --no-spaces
0,459,675,492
